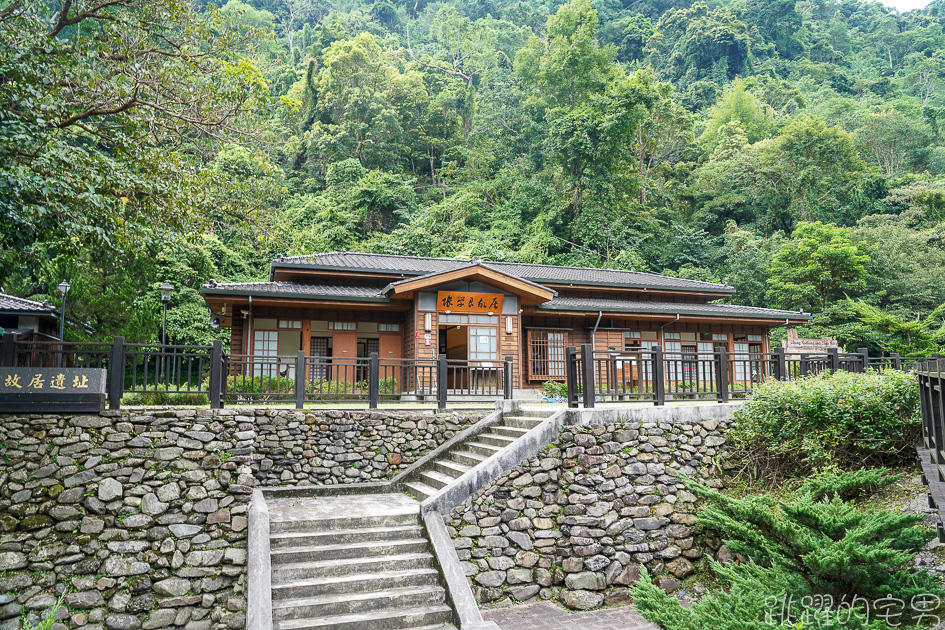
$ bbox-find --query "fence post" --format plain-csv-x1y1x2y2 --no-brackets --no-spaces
108,337,124,411
437,354,447,410
1,332,15,367
565,346,578,409
857,347,869,373
209,340,223,410
293,351,305,410
772,347,785,381
652,345,665,406
503,356,513,400
892,353,901,370
829,347,840,373
800,354,809,377
368,352,380,409
580,344,595,409
716,348,729,403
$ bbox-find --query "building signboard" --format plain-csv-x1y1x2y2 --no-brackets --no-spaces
436,292,503,314
781,328,839,354
0,368,106,412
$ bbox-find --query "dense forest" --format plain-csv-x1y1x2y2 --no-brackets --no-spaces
5,0,945,355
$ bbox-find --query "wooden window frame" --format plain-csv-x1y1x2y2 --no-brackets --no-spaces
528,329,569,381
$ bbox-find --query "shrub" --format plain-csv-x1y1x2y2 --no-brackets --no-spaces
731,369,920,474
224,375,294,401
307,379,357,400
541,380,567,399
121,384,208,406
632,469,943,629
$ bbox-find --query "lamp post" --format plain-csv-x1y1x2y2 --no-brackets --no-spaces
57,280,70,368
159,282,174,384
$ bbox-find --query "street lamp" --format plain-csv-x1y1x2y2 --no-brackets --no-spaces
159,282,174,385
57,280,70,368
159,282,174,345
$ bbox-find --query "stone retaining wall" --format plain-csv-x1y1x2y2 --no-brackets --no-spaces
446,415,734,610
0,407,483,630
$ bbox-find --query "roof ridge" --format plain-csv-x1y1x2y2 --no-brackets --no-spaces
288,251,465,264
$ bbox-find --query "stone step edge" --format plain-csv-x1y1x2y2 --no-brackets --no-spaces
270,538,428,557
271,567,441,593
271,585,445,610
273,604,454,630
270,524,422,542
271,551,434,573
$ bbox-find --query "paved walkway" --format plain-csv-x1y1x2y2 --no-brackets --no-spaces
482,601,658,630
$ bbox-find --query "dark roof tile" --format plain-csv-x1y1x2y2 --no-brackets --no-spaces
201,281,387,300
274,252,733,293
0,293,56,314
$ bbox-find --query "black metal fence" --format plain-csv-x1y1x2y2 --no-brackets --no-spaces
565,344,931,408
1,334,512,411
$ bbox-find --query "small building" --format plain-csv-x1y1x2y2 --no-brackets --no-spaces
0,292,60,341
200,252,810,396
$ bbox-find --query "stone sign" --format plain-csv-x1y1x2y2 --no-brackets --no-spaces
781,328,838,354
0,367,106,412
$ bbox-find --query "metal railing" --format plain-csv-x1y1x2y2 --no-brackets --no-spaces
564,344,927,408
1,333,512,410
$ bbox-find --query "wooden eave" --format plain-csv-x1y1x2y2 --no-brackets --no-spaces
521,307,808,326
385,266,555,305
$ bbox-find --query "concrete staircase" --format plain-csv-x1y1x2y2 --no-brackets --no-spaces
267,494,454,630
402,408,554,501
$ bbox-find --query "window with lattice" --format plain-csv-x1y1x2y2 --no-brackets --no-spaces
528,330,568,380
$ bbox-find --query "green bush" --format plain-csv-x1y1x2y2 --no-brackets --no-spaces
307,379,357,400
225,375,294,401
632,469,943,629
121,384,208,406
731,369,920,473
541,380,567,398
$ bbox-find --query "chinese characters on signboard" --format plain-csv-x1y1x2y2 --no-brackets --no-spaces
436,292,504,314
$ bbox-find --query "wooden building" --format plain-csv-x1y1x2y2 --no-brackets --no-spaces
0,293,60,341
200,251,810,395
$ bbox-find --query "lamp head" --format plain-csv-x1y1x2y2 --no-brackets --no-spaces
160,282,174,303
57,280,70,296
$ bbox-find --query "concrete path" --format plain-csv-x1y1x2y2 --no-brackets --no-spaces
482,601,658,630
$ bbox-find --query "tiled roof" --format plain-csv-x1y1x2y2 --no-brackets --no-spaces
201,281,387,301
0,293,56,314
273,252,734,293
540,297,810,320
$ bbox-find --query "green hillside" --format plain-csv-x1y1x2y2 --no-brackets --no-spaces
4,0,945,353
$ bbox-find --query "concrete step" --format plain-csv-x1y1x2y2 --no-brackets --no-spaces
450,450,487,467
272,605,454,630
465,441,503,457
477,432,517,448
271,538,429,564
519,408,556,418
270,511,418,534
433,460,471,477
270,525,423,550
272,585,446,620
491,425,531,438
272,568,441,600
271,552,435,583
403,481,438,501
418,470,455,490
502,416,545,429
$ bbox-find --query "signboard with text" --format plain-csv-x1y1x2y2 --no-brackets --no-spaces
781,328,839,355
0,368,106,413
436,292,504,314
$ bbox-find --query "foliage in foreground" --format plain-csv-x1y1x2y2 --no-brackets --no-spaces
632,470,943,629
731,369,920,474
